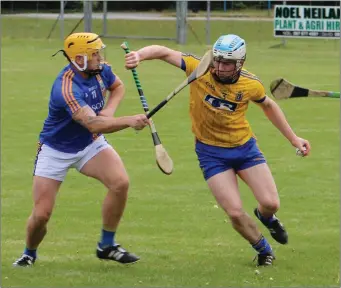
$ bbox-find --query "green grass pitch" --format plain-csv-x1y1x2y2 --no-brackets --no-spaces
1,17,340,287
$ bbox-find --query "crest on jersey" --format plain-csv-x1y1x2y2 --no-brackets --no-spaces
235,91,244,101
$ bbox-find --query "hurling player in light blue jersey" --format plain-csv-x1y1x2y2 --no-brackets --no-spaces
13,33,150,267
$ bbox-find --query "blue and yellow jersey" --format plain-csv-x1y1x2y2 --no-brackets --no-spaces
39,63,116,153
181,53,266,148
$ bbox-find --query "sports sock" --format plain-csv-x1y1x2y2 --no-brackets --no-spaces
99,229,115,248
252,235,272,255
24,247,37,259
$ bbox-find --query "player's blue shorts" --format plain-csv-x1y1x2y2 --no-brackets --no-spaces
195,137,267,180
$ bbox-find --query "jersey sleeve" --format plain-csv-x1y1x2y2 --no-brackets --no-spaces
251,80,267,103
100,62,116,88
52,78,87,116
181,53,201,76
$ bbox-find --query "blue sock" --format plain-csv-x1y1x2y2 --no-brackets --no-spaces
24,247,37,259
252,235,272,255
99,229,115,248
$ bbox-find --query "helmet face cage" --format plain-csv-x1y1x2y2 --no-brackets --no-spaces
212,34,246,84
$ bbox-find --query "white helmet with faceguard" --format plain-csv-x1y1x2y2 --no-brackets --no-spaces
212,34,246,84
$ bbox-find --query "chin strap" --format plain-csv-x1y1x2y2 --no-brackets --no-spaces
84,68,102,76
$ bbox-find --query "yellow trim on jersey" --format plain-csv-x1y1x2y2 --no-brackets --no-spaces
240,70,262,83
96,74,107,98
62,69,81,114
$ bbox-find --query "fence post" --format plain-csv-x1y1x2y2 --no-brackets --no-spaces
84,1,92,32
268,0,271,16
102,1,107,36
206,1,211,46
60,0,64,40
281,1,287,46
176,1,187,44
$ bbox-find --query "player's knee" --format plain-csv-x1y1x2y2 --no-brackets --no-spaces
261,199,280,213
107,175,129,194
32,209,52,225
227,208,245,224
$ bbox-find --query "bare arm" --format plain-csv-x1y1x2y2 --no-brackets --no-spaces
99,77,125,117
125,45,183,69
257,97,311,155
258,97,297,143
72,106,149,134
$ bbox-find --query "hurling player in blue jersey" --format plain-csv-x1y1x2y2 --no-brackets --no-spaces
13,33,150,267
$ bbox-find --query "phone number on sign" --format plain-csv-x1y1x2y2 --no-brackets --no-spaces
275,30,340,37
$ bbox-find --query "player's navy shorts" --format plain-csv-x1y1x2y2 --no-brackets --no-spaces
195,137,267,180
